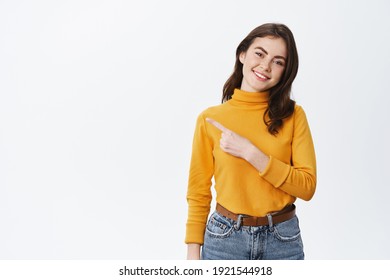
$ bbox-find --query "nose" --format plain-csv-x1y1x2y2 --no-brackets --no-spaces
260,59,272,72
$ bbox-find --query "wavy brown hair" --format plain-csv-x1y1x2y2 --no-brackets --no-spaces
222,23,299,135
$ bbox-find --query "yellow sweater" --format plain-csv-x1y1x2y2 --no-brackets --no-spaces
185,88,317,244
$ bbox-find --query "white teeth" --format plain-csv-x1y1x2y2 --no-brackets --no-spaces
254,71,267,79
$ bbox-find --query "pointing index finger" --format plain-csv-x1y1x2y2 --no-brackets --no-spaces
206,118,229,133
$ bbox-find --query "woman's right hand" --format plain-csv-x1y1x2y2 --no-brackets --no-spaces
187,243,201,260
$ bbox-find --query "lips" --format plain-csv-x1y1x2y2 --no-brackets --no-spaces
253,70,270,80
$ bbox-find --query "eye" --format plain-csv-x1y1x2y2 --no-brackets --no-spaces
255,52,264,58
273,60,285,66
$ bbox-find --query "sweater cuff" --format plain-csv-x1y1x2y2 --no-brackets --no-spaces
259,156,291,188
185,223,205,245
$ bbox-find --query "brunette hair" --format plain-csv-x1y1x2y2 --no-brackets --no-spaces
222,23,299,135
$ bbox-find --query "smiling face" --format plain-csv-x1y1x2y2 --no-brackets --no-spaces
239,36,287,92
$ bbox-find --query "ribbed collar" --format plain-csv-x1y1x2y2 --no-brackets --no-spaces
229,88,269,108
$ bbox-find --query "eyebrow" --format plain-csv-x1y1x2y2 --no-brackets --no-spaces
254,46,286,61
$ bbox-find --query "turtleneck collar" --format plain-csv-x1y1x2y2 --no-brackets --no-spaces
228,88,269,108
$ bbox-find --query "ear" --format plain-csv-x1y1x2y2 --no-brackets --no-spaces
239,52,246,64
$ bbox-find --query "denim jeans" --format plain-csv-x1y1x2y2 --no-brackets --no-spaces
201,210,304,260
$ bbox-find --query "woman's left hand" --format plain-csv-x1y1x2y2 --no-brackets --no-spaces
206,118,269,172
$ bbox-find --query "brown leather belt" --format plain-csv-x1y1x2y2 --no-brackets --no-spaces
216,203,296,226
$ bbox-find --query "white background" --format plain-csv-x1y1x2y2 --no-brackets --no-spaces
0,0,389,259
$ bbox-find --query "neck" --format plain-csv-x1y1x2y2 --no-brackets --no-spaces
227,88,269,110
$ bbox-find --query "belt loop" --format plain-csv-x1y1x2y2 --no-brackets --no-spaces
266,213,273,229
234,214,243,230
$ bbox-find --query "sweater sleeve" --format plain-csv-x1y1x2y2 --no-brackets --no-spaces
259,106,317,201
185,113,214,244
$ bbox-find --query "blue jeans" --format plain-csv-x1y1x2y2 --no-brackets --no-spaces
201,210,304,260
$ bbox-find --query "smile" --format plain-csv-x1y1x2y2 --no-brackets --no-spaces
253,71,269,80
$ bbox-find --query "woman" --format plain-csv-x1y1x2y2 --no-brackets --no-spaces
185,23,316,260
